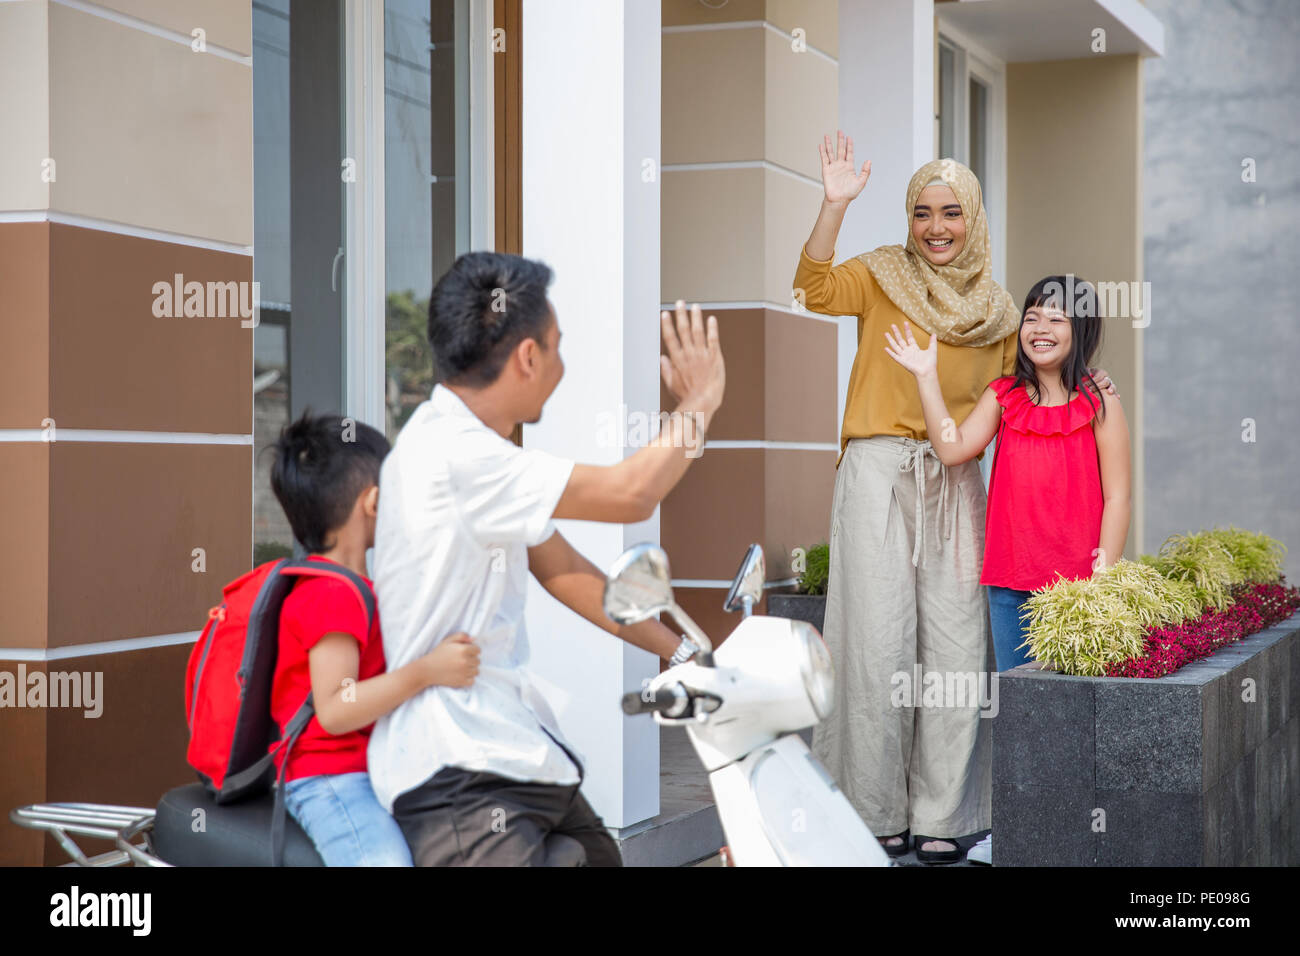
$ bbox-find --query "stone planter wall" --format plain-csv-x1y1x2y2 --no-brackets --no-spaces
766,593,826,634
994,611,1300,866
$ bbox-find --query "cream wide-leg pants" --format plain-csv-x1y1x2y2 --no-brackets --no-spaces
811,436,993,839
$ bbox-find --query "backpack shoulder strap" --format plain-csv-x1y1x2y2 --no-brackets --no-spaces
277,559,377,634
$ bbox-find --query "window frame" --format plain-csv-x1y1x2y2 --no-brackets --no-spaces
937,24,1007,289
340,0,496,432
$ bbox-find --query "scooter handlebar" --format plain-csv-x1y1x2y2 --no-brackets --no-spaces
621,683,687,717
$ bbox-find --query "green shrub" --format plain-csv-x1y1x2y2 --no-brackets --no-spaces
1024,560,1198,676
1140,531,1245,611
798,543,830,596
1203,527,1287,584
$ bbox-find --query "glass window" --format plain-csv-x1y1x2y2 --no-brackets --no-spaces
969,75,989,190
252,0,347,562
384,0,472,442
938,43,956,161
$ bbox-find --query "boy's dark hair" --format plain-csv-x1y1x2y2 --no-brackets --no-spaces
1013,274,1106,420
269,411,391,553
427,251,554,387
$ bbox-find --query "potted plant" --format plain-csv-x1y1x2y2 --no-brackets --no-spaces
767,542,830,633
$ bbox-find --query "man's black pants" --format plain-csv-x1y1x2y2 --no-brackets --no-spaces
393,767,624,867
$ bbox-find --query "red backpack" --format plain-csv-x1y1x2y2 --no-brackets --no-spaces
184,557,375,861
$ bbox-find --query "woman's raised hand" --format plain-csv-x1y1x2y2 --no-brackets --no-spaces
884,322,938,378
820,130,871,206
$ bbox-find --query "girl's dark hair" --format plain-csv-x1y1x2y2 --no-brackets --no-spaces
269,411,391,553
427,251,555,387
1013,274,1105,420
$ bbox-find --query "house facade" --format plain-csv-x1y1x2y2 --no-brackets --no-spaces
0,0,1165,864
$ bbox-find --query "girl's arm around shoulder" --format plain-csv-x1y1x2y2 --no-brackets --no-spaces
1092,394,1132,569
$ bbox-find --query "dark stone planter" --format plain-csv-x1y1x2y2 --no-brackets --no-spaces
993,610,1300,866
767,593,826,634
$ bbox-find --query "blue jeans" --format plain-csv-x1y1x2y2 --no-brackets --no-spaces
987,586,1034,672
283,771,413,867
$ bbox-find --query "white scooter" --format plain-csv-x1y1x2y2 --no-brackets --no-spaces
605,542,890,867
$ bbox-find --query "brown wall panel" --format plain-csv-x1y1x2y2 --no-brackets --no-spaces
662,449,764,580
764,448,836,579
662,447,837,583
764,310,837,443
662,308,765,441
0,662,47,865
45,643,192,809
658,308,837,443
0,444,49,649
47,442,251,648
0,222,51,428
0,643,193,865
48,224,252,434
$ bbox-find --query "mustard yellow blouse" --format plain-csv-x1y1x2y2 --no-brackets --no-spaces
795,245,1018,464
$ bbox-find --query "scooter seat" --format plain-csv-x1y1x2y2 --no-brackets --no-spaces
152,783,324,867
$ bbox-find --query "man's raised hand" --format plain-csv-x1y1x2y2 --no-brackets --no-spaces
660,300,725,414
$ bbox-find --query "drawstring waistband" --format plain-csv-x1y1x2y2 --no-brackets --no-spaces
894,439,955,567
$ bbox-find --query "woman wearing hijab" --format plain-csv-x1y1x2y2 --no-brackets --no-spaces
793,133,1110,864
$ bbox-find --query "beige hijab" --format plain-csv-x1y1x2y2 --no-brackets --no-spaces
857,158,1018,348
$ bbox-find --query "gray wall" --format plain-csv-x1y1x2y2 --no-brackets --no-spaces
1143,0,1300,580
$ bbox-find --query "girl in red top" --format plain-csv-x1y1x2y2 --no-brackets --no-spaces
884,274,1132,671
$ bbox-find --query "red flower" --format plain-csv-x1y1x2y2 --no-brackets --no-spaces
1103,582,1300,678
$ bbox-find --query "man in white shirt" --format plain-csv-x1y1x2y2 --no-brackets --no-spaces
368,251,725,866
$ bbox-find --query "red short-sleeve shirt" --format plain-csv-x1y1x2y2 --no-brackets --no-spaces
270,557,386,781
980,377,1105,592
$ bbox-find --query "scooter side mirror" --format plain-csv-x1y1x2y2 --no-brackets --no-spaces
604,543,675,625
723,543,765,616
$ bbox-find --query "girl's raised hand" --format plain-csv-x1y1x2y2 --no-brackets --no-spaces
884,322,938,378
819,130,871,206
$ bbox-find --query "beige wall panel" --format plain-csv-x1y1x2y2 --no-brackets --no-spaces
47,442,251,648
765,0,838,60
48,2,253,245
765,166,823,305
48,224,253,433
90,0,252,56
0,222,52,428
763,25,837,179
0,1,51,213
0,444,50,650
662,167,765,301
1007,54,1142,555
663,0,766,27
764,309,838,443
662,27,765,165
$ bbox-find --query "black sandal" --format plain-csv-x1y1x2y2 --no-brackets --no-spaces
878,829,910,857
914,835,961,864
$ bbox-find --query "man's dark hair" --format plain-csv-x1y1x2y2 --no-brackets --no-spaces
427,251,554,387
269,411,391,553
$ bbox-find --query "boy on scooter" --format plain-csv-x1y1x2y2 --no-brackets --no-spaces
367,251,725,866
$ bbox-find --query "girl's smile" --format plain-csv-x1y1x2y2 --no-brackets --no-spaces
1020,305,1071,370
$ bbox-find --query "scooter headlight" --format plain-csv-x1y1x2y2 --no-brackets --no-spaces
792,620,835,719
